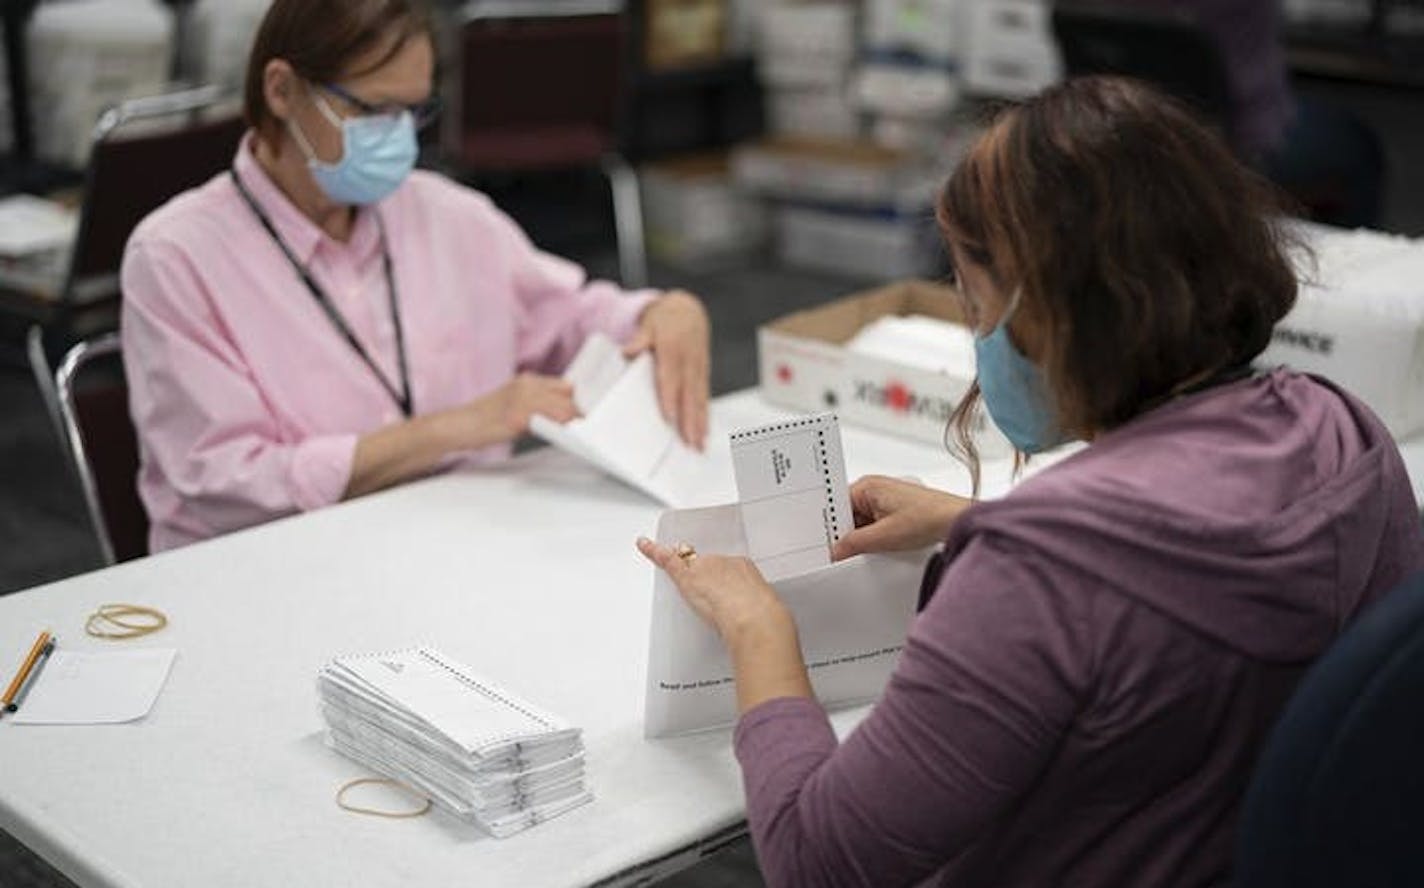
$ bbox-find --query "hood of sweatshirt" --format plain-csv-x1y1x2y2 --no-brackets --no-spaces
945,369,1424,663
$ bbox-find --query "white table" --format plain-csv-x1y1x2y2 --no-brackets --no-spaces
2,391,1422,888
0,392,996,888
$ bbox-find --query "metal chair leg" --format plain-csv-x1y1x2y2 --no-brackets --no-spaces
26,324,65,446
602,154,649,289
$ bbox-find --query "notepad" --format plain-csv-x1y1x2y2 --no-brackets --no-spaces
10,648,176,725
318,647,590,837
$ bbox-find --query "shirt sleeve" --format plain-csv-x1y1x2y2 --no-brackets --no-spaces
483,201,656,376
733,535,1097,888
121,238,358,541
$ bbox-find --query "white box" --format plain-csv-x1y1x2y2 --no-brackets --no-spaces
768,87,862,139
760,54,855,89
864,0,966,62
1259,224,1424,439
29,0,175,166
760,2,859,59
963,0,1062,98
777,205,941,280
640,155,768,267
759,279,1011,452
732,137,942,210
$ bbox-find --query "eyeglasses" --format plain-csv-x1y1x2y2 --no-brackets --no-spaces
320,82,442,132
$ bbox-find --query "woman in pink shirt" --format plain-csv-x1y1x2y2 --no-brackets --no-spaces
639,78,1424,885
121,0,710,552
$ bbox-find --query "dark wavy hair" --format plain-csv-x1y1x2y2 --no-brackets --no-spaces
939,76,1301,490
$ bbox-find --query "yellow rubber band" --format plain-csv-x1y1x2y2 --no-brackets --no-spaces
336,778,432,819
85,603,168,639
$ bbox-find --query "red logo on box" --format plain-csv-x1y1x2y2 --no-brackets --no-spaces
776,363,794,384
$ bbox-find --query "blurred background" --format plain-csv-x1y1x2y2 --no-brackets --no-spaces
0,0,1421,590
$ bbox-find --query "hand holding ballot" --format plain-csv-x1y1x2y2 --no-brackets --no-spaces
640,413,929,736
832,475,973,561
623,291,711,448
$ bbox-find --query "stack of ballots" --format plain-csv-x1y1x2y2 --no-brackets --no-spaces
318,646,590,837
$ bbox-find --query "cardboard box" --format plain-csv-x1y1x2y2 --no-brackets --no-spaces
645,0,727,71
759,279,1011,452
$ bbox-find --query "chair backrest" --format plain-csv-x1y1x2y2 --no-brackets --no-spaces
451,3,628,170
1236,570,1424,888
1051,1,1233,142
63,85,245,306
54,334,148,565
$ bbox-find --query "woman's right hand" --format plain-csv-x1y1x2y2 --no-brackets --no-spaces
831,476,972,561
447,373,578,448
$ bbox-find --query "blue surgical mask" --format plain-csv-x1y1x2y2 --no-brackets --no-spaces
290,92,417,206
973,289,1069,454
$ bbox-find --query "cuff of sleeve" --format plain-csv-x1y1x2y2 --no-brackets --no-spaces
602,289,659,345
734,696,837,769
287,433,359,512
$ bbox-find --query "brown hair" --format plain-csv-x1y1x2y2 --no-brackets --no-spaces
244,0,434,146
939,76,1300,491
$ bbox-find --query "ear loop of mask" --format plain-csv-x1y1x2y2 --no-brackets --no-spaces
286,86,343,164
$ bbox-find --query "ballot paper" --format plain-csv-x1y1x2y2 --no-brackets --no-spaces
318,647,591,837
730,413,853,581
530,334,735,507
644,505,925,737
10,648,177,725
645,413,923,737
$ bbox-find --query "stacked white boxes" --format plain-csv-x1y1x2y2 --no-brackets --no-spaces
962,0,1061,98
758,2,861,139
28,0,174,167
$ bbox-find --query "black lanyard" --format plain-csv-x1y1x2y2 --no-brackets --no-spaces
229,169,413,418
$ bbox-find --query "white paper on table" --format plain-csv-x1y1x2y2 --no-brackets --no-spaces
730,413,853,582
643,504,925,737
530,335,735,508
10,649,177,725
0,195,77,256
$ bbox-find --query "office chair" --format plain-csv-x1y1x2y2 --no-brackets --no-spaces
444,1,648,288
53,333,148,565
1051,1,1233,140
5,85,244,360
1236,570,1424,887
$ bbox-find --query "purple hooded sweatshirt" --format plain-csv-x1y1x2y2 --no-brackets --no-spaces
734,370,1424,887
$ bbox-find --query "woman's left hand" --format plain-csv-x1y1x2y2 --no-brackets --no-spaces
625,291,710,449
636,537,785,642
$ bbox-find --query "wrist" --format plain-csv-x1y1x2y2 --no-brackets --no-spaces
722,598,795,654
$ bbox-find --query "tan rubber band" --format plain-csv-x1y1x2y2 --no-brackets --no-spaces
85,603,168,639
336,778,432,819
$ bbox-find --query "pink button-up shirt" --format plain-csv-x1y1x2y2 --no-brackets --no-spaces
121,137,654,552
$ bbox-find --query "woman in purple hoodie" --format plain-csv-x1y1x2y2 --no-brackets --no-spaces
638,77,1424,887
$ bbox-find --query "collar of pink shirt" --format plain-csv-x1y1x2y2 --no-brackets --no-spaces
231,135,383,268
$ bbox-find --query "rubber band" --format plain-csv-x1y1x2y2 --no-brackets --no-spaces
336,777,432,819
84,603,168,639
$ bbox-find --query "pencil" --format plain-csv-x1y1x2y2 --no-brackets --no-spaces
2,630,52,711
7,640,55,713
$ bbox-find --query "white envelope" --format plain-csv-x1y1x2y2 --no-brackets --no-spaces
530,336,736,508
643,504,925,737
